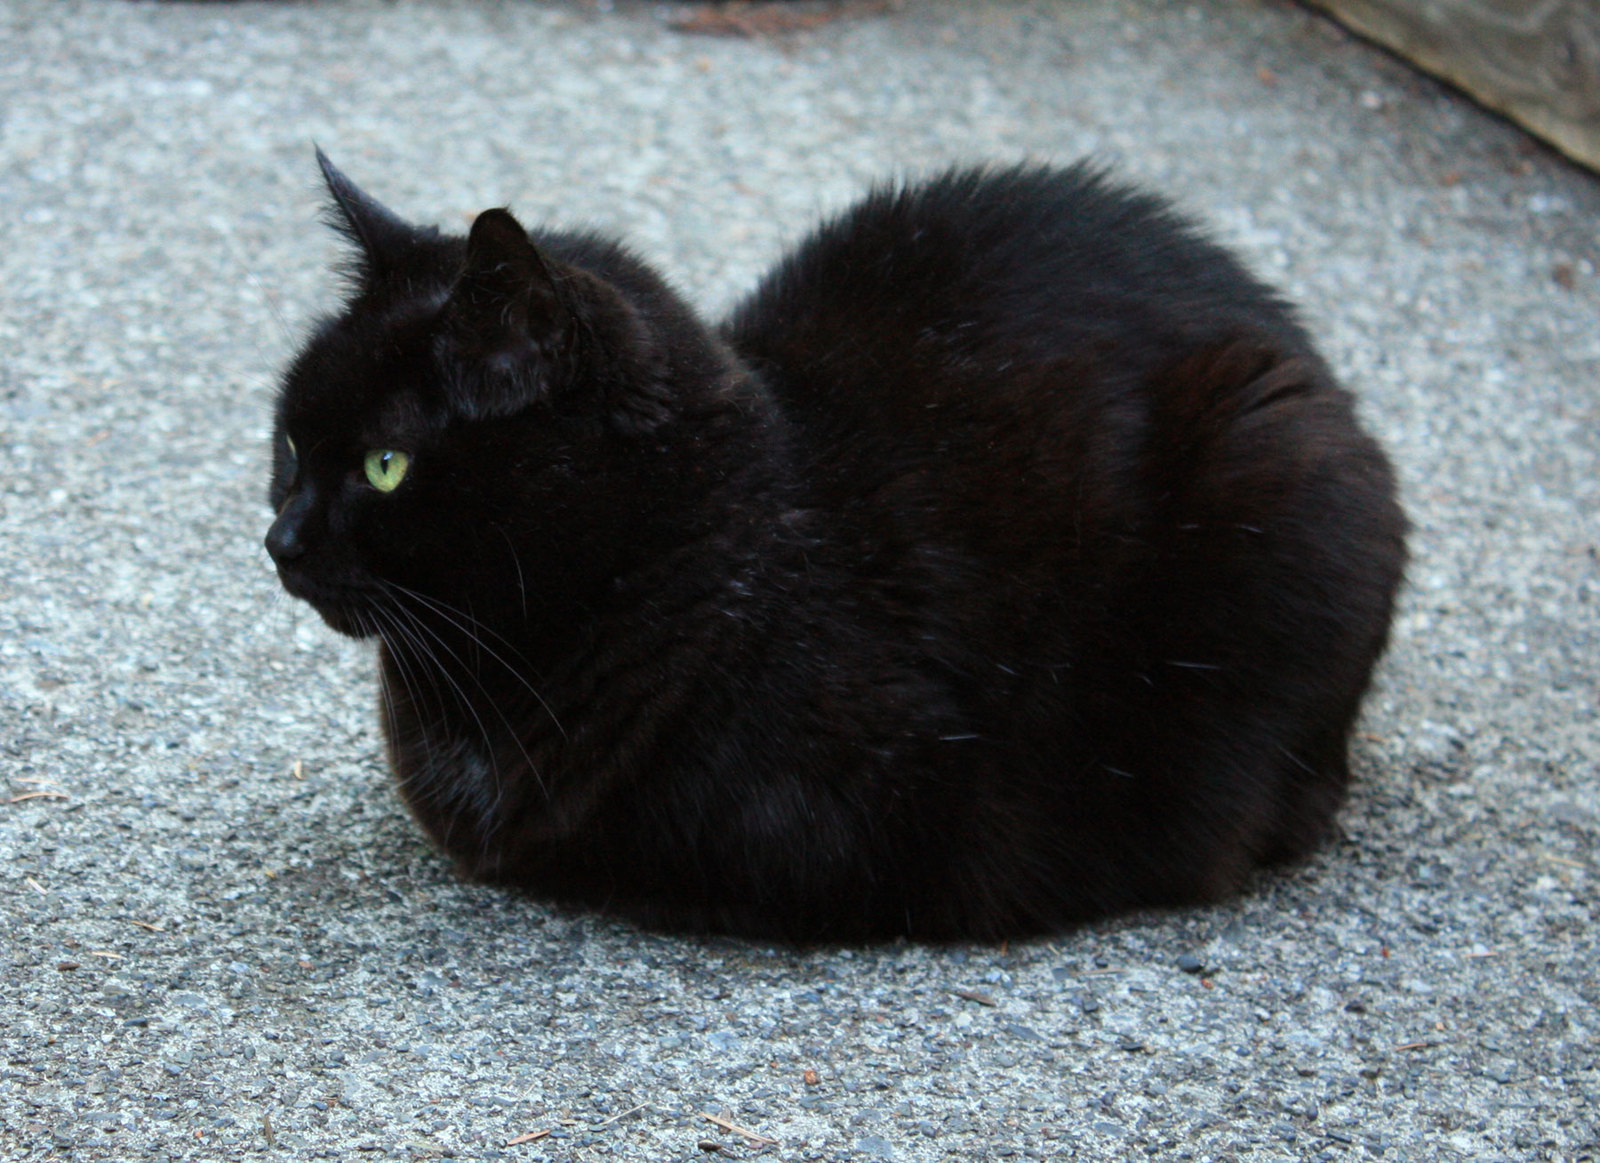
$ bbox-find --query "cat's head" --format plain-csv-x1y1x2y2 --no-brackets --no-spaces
266,151,745,641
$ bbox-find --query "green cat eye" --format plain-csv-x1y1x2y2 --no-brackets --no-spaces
364,449,410,493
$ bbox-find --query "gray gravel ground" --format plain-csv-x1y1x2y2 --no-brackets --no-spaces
2,1,1597,1159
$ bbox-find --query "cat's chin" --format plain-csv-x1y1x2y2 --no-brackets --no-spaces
272,568,383,638
313,604,381,640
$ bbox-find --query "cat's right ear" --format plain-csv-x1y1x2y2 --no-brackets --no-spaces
446,207,570,370
315,147,419,286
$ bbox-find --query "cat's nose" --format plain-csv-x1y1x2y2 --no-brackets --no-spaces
265,496,311,563
265,516,303,562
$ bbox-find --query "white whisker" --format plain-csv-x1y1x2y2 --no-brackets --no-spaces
377,592,549,813
380,579,568,741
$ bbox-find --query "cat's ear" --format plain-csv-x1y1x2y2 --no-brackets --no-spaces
315,147,420,284
447,207,569,364
450,209,674,431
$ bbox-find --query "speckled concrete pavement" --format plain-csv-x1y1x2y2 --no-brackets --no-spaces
1,1,1596,1160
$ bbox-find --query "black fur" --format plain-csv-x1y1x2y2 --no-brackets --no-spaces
266,153,1406,941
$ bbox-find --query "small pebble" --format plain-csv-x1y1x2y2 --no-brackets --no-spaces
1176,953,1205,974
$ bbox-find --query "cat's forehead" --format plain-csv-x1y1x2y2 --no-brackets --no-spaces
279,303,446,441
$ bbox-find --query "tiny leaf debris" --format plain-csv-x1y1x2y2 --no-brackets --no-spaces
701,1111,778,1147
952,987,997,1007
506,1129,551,1146
1539,848,1585,870
9,777,69,804
594,1102,650,1128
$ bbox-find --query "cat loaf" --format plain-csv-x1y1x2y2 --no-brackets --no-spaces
266,150,1405,941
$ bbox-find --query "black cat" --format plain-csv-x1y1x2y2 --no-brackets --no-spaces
266,151,1405,941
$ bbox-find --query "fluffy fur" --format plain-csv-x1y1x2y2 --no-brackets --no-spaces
266,152,1406,941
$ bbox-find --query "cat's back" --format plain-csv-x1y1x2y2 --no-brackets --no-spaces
722,163,1311,423
714,164,1401,756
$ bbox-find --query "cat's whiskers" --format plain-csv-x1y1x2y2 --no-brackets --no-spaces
373,602,495,760
367,606,449,773
380,579,567,741
367,605,464,822
392,604,553,842
496,525,530,622
350,608,422,765
376,591,549,816
371,601,452,731
368,603,494,853
383,601,538,867
378,578,538,670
